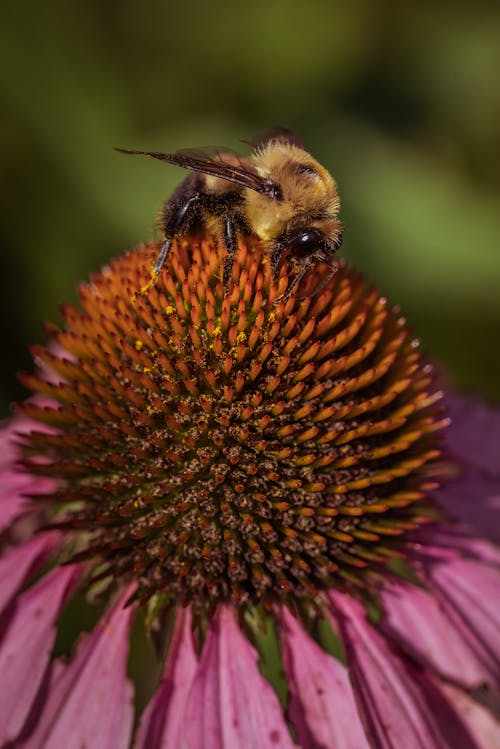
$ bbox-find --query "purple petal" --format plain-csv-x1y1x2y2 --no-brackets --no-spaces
0,565,78,745
22,587,135,749
330,591,481,749
281,607,369,749
444,391,500,477
435,392,500,542
380,577,486,689
0,534,56,614
414,546,500,689
184,606,295,748
434,473,500,545
134,607,197,749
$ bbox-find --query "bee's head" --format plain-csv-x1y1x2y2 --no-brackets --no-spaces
286,221,343,261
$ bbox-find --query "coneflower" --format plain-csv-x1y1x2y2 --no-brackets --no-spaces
1,236,498,748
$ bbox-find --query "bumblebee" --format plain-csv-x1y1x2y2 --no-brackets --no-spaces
117,129,343,300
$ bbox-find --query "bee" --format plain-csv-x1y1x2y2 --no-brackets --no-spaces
116,128,343,301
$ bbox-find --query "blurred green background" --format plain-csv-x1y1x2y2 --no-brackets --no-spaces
2,0,500,416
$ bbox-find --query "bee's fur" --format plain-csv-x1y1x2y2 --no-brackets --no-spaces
118,131,343,300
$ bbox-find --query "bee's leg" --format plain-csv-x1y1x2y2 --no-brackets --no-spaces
222,216,239,290
270,243,285,278
152,239,172,275
275,257,315,303
277,256,338,303
141,194,201,294
307,256,339,298
140,239,171,295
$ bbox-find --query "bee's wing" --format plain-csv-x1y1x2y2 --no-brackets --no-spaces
243,127,304,150
116,146,278,195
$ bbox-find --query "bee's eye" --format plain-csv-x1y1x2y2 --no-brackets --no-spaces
263,179,283,201
288,230,322,257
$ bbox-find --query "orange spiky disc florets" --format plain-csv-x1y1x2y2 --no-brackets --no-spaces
18,237,447,608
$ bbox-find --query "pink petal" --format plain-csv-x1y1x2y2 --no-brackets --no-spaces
0,565,78,745
380,577,487,689
134,607,197,749
0,416,27,470
0,469,38,532
330,591,481,749
281,607,369,749
414,547,500,688
0,410,54,471
21,587,135,749
0,416,57,531
413,524,500,567
184,606,295,748
439,682,500,749
0,534,57,614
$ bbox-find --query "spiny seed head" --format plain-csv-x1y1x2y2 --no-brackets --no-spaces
19,237,446,609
